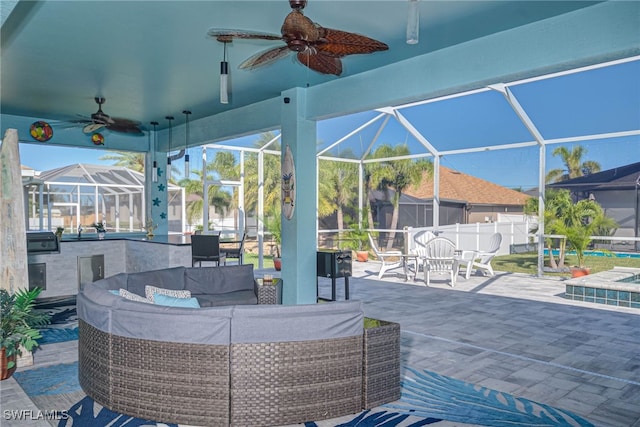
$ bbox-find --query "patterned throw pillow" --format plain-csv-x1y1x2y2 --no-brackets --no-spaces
119,288,150,303
145,285,191,303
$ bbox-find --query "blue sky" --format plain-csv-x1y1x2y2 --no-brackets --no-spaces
17,59,640,190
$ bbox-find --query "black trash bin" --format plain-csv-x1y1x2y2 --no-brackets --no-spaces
317,249,352,300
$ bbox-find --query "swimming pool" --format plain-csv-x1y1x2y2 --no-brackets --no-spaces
545,249,640,259
564,267,640,308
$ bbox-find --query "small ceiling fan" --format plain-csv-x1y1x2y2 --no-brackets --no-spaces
74,97,144,136
208,0,388,76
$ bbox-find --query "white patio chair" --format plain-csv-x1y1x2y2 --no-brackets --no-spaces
405,229,436,276
415,237,458,287
368,233,403,279
458,232,502,279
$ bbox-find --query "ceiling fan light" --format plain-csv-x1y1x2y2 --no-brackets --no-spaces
406,0,419,45
220,61,229,104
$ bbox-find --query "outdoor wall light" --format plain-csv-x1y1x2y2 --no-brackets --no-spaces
407,0,419,45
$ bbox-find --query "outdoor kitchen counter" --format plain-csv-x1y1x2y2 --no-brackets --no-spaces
31,235,193,298
61,234,193,245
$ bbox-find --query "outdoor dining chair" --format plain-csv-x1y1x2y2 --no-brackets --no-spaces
222,232,246,265
191,234,226,267
415,236,458,287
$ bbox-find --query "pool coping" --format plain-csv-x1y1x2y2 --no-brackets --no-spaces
564,266,640,291
564,267,640,308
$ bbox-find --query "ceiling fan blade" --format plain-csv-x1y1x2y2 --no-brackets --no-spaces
297,51,342,75
83,123,106,134
107,124,145,136
108,117,144,135
207,28,283,41
316,28,389,57
239,45,292,70
281,10,321,42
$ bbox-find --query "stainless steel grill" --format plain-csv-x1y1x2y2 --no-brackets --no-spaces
26,231,60,254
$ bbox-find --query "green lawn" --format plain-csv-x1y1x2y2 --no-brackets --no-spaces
244,251,640,278
493,252,640,277
244,253,275,269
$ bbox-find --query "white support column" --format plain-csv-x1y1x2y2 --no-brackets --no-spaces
202,146,209,232
257,149,265,268
433,156,440,228
238,151,245,236
489,84,548,277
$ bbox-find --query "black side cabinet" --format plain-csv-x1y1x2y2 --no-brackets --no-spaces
317,249,352,300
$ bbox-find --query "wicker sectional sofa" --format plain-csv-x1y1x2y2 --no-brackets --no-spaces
77,265,400,426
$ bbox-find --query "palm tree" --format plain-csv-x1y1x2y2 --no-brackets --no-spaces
243,132,282,215
546,145,601,183
366,144,432,249
99,151,145,172
179,168,232,229
318,158,358,230
525,189,573,269
557,199,617,268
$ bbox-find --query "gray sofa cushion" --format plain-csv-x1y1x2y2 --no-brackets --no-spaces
185,264,255,294
196,290,258,307
93,272,128,291
230,300,364,344
126,266,186,296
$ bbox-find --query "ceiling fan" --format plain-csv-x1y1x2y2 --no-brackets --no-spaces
208,0,389,76
74,97,144,136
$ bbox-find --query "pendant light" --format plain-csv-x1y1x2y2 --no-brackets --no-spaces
150,121,159,182
406,0,419,45
220,40,229,104
183,110,191,178
166,116,174,166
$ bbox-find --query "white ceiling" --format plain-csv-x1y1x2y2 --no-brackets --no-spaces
2,1,605,130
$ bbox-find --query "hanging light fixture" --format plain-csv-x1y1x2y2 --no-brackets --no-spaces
166,116,174,166
406,0,419,45
150,121,159,182
183,110,191,178
220,40,230,104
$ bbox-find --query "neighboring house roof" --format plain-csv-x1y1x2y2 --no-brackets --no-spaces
548,161,640,191
37,163,180,189
405,166,531,206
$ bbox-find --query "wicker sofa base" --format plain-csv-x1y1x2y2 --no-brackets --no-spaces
363,320,401,409
79,320,230,426
231,336,363,426
79,321,383,426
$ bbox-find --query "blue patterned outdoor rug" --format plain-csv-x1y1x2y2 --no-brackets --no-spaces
35,296,79,345
13,362,594,427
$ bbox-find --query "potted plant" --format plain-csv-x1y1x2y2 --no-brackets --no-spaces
145,218,158,238
343,218,370,262
55,226,64,240
91,222,106,239
265,208,282,271
560,199,617,278
1,287,50,380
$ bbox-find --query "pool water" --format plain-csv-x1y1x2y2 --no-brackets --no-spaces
618,274,640,284
545,249,640,259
